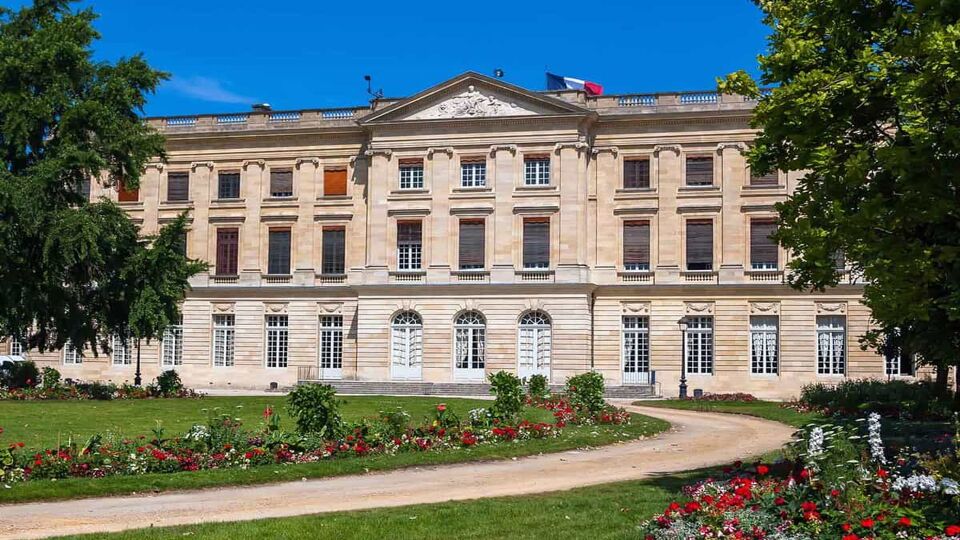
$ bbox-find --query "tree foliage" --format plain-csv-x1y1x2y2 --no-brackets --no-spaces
720,0,960,379
0,1,204,354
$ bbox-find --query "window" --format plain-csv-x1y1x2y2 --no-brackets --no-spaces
215,228,239,275
111,335,131,366
9,338,23,356
523,156,551,186
518,311,551,377
212,314,235,367
686,220,714,271
267,229,291,275
458,219,485,270
63,341,81,365
322,227,346,275
217,172,241,199
265,315,289,368
750,219,779,270
391,311,423,375
399,159,424,190
685,156,713,186
522,218,550,269
454,311,486,373
817,316,846,375
161,318,183,367
269,169,293,197
883,328,914,376
397,221,422,271
460,159,486,188
622,316,650,383
175,230,188,258
750,169,779,186
117,180,139,202
623,159,650,189
166,172,189,201
324,168,347,196
623,220,650,271
684,316,713,374
78,178,91,201
319,315,343,373
750,316,779,375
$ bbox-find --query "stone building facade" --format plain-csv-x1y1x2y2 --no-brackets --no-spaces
21,72,905,399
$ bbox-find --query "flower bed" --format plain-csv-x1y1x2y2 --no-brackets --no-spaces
640,413,960,540
791,379,957,420
0,395,630,485
0,368,201,401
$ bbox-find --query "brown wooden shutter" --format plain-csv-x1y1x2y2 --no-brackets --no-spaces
623,159,650,189
267,229,291,275
750,219,778,268
686,220,713,270
270,169,293,197
623,220,650,268
460,156,486,164
523,218,550,268
166,172,189,201
323,168,347,196
218,172,241,199
458,219,485,269
397,221,422,244
398,158,423,166
216,228,239,275
322,227,345,274
117,180,139,202
686,157,714,186
750,170,779,186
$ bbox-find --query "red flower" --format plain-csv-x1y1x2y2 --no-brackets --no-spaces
683,501,701,513
946,525,960,536
860,518,874,528
774,497,786,506
842,535,859,540
756,464,769,476
799,468,810,480
842,523,852,532
830,489,840,497
436,404,446,412
897,517,911,527
800,501,817,513
262,406,273,418
877,468,889,478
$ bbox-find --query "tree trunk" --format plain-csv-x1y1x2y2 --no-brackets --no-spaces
936,363,949,396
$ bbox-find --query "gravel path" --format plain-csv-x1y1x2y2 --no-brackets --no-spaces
0,404,796,539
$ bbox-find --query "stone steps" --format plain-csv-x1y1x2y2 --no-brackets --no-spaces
297,380,659,399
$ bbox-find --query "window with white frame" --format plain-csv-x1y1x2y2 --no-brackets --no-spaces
398,161,424,190
111,335,131,366
391,311,423,372
883,328,914,376
319,315,343,372
9,338,23,356
518,310,551,375
622,316,650,381
749,316,779,375
397,221,422,271
523,157,550,186
454,311,486,371
161,318,183,367
684,316,714,374
460,161,486,188
63,341,81,365
265,315,289,368
212,314,235,367
816,315,846,375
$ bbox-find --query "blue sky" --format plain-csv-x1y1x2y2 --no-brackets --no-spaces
55,1,769,116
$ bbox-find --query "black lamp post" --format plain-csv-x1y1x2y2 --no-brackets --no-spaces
677,317,688,399
134,338,142,387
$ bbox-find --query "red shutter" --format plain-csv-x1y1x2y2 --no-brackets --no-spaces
323,169,347,196
117,180,139,202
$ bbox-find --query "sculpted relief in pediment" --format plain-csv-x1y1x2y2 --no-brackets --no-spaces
406,86,538,120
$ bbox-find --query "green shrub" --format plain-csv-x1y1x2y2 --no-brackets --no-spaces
0,360,40,389
152,370,184,397
565,371,606,415
379,407,411,439
287,383,343,437
798,378,955,419
526,373,549,401
40,366,61,390
488,371,524,423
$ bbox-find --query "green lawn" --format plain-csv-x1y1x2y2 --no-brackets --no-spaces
0,396,668,504
637,399,822,427
61,474,698,540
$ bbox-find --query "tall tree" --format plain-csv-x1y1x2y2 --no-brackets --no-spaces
721,0,960,393
0,1,204,358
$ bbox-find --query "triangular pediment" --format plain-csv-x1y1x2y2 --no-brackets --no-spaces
360,72,591,125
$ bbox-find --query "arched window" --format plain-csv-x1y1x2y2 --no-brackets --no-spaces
454,311,485,378
391,311,423,379
518,310,551,379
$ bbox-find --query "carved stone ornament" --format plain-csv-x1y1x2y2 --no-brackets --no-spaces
653,145,681,156
489,144,518,156
212,303,235,313
295,157,320,169
716,142,748,154
524,298,543,311
190,161,214,171
591,146,619,157
749,301,780,315
407,86,537,120
816,302,847,315
621,302,651,315
264,302,288,314
363,149,393,158
554,142,589,154
242,159,265,169
684,302,715,315
145,162,164,172
318,302,342,315
426,147,454,158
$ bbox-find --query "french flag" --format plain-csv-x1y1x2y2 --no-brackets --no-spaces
546,72,603,96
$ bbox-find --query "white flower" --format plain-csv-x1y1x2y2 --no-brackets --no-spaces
867,412,886,464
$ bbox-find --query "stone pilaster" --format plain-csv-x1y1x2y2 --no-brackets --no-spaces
555,141,589,283
365,149,391,282
490,144,517,282
653,145,681,283
426,147,453,282
294,158,319,285
190,161,213,283
592,147,619,282
718,142,747,283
